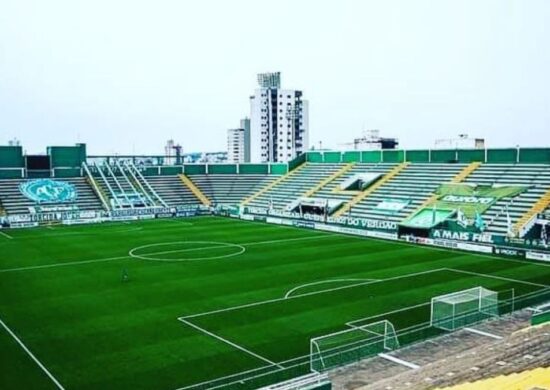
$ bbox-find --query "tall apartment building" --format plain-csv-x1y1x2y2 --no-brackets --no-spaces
227,117,251,163
250,72,309,162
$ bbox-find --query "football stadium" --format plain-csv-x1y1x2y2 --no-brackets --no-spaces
0,144,549,390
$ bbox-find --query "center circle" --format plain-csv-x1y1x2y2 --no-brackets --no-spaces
128,241,246,262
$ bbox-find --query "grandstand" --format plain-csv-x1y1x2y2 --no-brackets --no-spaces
145,175,202,207
0,177,103,215
0,143,549,390
189,174,278,205
244,163,347,209
462,164,550,235
339,163,469,222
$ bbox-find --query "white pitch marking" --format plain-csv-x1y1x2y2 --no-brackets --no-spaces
0,255,130,273
242,234,327,246
0,235,328,273
0,230,13,239
0,317,65,389
445,268,550,288
378,353,420,369
176,285,548,390
179,318,282,368
128,234,328,260
463,327,503,340
285,278,379,299
182,268,447,320
176,288,547,390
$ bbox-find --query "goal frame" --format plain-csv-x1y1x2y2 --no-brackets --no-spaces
430,286,501,331
310,319,399,373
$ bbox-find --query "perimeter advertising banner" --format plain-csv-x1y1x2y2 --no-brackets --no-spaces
245,206,398,231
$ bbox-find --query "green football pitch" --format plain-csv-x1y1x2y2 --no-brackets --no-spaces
0,216,549,390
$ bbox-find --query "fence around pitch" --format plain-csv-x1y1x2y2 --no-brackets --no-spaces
311,287,549,373
179,287,550,390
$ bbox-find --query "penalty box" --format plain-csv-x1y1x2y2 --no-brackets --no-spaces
178,268,542,365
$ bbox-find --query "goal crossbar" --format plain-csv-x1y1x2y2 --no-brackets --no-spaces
310,320,399,373
430,286,501,331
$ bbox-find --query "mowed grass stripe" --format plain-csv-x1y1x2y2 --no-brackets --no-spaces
187,269,542,363
0,217,330,269
0,217,549,390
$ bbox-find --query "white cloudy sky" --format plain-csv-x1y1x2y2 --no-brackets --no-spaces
1,0,549,155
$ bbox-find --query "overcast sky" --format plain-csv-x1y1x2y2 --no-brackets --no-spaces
1,0,549,155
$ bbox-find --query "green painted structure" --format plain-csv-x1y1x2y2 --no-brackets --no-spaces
1,144,550,179
302,148,550,164
531,309,550,326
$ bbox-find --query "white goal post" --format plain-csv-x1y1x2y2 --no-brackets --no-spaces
310,319,399,373
430,286,500,331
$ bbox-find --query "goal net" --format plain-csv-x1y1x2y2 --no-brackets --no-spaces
310,320,399,373
430,286,499,331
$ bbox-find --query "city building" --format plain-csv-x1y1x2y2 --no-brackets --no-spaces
434,134,485,149
240,117,251,162
341,129,399,150
227,117,251,163
227,129,244,163
164,139,182,165
250,72,309,162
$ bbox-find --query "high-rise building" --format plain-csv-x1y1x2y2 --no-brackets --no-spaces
240,117,251,162
227,128,246,163
227,117,251,163
250,72,309,162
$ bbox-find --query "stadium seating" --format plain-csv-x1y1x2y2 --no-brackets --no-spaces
145,176,202,207
188,174,278,205
237,161,550,233
306,162,398,204
0,177,104,215
346,163,469,222
245,163,348,209
462,164,550,234
1,160,550,237
87,163,170,208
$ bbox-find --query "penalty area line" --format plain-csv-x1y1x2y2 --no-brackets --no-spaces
178,318,283,368
0,316,65,389
284,278,379,299
182,268,447,320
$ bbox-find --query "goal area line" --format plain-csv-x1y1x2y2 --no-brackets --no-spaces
176,269,549,389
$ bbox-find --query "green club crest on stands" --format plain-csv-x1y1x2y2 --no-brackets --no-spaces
19,179,77,203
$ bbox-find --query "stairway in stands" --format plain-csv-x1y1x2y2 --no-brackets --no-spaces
0,177,104,215
306,162,398,205
346,163,469,223
244,163,349,210
401,162,480,223
145,176,202,207
189,174,278,205
85,162,168,209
